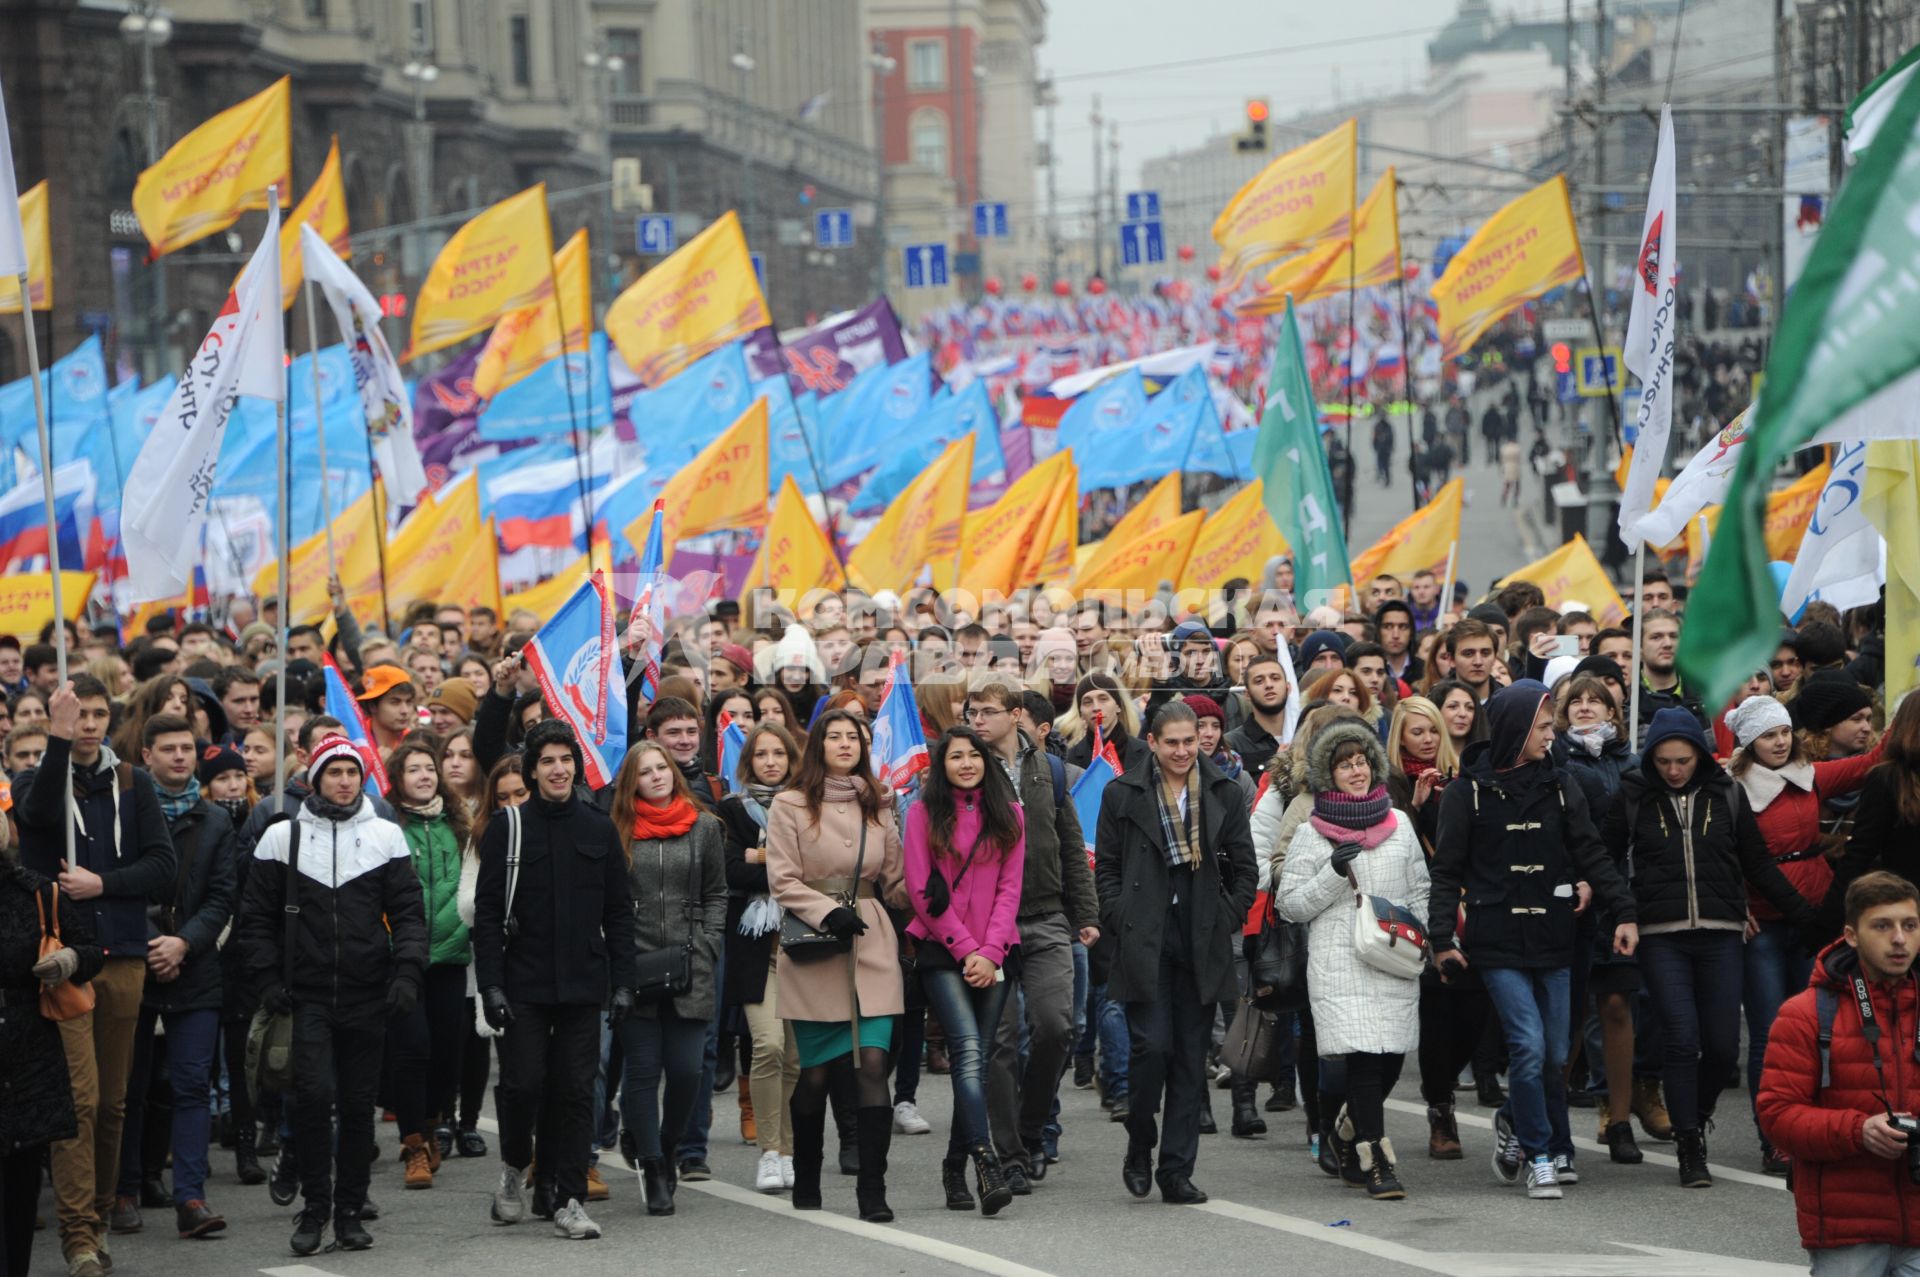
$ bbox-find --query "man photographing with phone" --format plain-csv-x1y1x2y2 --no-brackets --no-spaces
1759,871,1920,1277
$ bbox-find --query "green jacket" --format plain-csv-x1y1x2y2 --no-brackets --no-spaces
404,813,470,966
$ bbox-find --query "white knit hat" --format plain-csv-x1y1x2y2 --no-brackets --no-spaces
1727,695,1793,749
1543,655,1580,688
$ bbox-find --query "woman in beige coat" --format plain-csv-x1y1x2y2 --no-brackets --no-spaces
766,709,907,1224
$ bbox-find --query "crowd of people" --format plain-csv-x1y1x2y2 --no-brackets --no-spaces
0,557,1915,1277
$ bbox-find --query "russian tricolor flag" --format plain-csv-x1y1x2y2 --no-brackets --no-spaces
870,653,929,791
321,655,390,795
523,568,628,790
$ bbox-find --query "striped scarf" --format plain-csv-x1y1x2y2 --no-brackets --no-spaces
1150,759,1202,870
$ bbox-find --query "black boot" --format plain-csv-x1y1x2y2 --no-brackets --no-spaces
1675,1128,1712,1187
971,1143,1013,1218
333,1209,373,1251
854,1106,894,1223
941,1156,974,1211
1332,1107,1365,1187
1230,1080,1267,1138
1605,1120,1644,1165
234,1123,267,1186
790,1103,826,1211
640,1159,676,1216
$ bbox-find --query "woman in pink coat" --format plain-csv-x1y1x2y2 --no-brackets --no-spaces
903,726,1026,1217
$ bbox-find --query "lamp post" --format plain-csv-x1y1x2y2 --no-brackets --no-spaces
120,2,174,374
582,42,626,288
868,48,896,296
401,51,439,225
731,42,757,247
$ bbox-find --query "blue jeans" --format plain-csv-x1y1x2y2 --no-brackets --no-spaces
919,965,1013,1156
617,1008,709,1162
1745,917,1813,1146
1480,966,1572,1159
1089,983,1130,1098
1639,929,1744,1132
1070,941,1089,1047
119,1006,221,1205
1811,1244,1920,1276
675,945,724,1164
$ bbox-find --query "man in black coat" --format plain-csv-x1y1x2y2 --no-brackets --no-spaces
15,674,175,1277
1428,680,1637,1200
116,714,236,1240
473,720,637,1240
1094,702,1258,1206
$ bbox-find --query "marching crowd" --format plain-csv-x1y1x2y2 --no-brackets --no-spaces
0,562,1915,1277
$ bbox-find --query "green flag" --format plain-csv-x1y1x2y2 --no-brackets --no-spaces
1680,65,1920,703
1254,296,1352,607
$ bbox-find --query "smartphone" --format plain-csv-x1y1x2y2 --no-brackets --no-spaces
1549,636,1581,659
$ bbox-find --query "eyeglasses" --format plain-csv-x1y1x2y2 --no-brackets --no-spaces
964,705,1006,721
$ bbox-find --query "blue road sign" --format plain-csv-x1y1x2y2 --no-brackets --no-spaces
1125,191,1161,221
1576,347,1622,397
1555,370,1578,404
635,215,676,255
814,208,854,249
1119,219,1165,266
971,201,1009,239
903,243,949,289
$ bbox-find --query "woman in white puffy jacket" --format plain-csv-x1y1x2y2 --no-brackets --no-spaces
1277,720,1428,1202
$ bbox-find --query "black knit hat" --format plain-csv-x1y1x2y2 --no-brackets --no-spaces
1572,654,1627,687
197,743,247,787
1790,672,1873,733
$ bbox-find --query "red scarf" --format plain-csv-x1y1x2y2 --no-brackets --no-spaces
1403,756,1450,790
631,796,699,841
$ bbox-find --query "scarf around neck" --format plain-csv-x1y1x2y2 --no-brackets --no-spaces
157,775,201,821
399,794,445,822
823,774,869,803
1736,757,1815,813
1150,758,1202,870
631,795,700,841
1565,721,1619,758
1310,784,1397,849
305,791,364,823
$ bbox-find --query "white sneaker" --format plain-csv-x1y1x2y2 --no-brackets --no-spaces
551,1198,602,1240
893,1101,932,1134
1552,1152,1578,1184
491,1163,527,1224
780,1154,795,1189
755,1149,785,1193
1526,1155,1563,1200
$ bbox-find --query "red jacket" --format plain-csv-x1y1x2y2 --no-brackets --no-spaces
1757,939,1920,1251
1744,745,1881,920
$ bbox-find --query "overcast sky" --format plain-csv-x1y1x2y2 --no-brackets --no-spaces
1040,0,1547,203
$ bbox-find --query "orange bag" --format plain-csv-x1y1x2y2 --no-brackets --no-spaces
36,884,95,1022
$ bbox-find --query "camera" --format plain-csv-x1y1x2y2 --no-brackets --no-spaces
1888,1112,1920,1183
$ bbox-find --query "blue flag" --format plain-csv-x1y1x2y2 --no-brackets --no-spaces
1072,366,1231,493
628,341,756,476
321,656,390,797
822,352,934,486
629,500,667,702
477,333,613,441
1054,367,1149,471
755,371,820,496
869,657,929,791
1069,723,1124,854
717,717,748,794
522,570,627,789
850,380,1006,512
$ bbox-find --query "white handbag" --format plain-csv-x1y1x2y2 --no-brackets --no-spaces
1347,865,1429,980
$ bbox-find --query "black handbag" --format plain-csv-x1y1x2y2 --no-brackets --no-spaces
631,835,703,1004
780,820,867,962
1221,995,1283,1082
1249,904,1309,1013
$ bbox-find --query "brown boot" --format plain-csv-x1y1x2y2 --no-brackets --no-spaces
1426,1104,1462,1160
585,1164,610,1202
1632,1078,1674,1142
401,1133,434,1189
739,1075,758,1145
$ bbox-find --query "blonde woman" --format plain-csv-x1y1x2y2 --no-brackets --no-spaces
1384,696,1455,853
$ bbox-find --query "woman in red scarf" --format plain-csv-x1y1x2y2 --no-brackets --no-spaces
607,742,728,1217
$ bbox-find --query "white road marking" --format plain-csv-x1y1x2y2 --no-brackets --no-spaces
1198,1198,1804,1277
1382,1099,1787,1191
261,1267,352,1277
682,1178,1060,1277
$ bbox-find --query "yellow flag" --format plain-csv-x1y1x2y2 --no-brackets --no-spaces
1864,441,1920,702
0,182,51,314
0,571,95,635
505,557,592,623
1075,473,1182,575
1180,482,1288,591
628,399,771,558
1430,175,1586,361
605,210,771,386
407,185,556,360
274,137,349,310
1077,509,1205,593
473,229,592,400
132,77,291,257
1211,119,1356,290
1244,169,1401,314
1021,457,1081,585
846,436,974,596
255,484,386,625
959,453,1075,596
347,475,500,619
746,475,846,600
1763,462,1829,562
1349,477,1462,584
1496,533,1627,626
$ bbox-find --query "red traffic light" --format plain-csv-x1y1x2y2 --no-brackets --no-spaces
1551,341,1571,373
1246,99,1269,123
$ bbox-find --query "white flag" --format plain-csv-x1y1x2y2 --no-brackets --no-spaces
1619,106,1679,543
122,198,283,603
0,68,25,278
1781,439,1886,616
301,224,429,517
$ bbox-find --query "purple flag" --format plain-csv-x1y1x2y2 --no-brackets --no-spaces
762,299,910,399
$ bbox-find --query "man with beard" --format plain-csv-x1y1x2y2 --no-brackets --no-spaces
1630,610,1709,747
1225,656,1292,773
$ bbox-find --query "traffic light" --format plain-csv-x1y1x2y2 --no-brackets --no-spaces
1551,341,1572,375
1236,99,1270,153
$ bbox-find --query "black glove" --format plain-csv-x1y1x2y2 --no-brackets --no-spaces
481,986,514,1032
1329,842,1363,874
261,983,292,1015
607,986,635,1027
386,980,418,1018
821,906,868,940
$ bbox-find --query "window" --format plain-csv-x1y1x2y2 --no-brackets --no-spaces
907,38,945,90
409,0,432,48
608,28,643,95
305,0,328,21
909,109,948,173
509,15,531,87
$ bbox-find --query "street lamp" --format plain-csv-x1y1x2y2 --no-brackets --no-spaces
120,2,174,374
401,53,439,223
868,50,896,296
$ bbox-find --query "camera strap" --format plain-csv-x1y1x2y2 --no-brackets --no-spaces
1850,971,1920,1101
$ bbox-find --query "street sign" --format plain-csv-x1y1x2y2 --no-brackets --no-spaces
1575,346,1622,397
971,201,1009,239
635,214,676,255
1542,317,1590,342
750,252,765,290
1120,219,1165,266
814,208,854,249
903,243,949,288
1555,370,1578,404
1125,191,1161,221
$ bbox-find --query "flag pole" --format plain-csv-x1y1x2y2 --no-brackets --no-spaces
1582,282,1625,453
1394,179,1420,513
268,189,292,814
787,406,847,576
1438,538,1458,626
545,244,595,543
302,278,341,579
1342,246,1357,545
18,266,75,870
1627,540,1647,747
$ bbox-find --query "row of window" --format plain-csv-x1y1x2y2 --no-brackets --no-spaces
402,2,644,95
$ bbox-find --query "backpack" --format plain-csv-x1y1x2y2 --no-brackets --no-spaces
1045,752,1066,809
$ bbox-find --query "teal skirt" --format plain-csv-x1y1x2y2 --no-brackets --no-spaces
793,1015,897,1069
